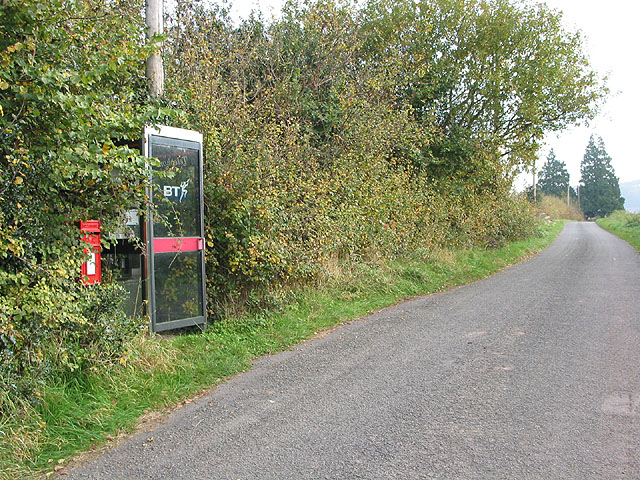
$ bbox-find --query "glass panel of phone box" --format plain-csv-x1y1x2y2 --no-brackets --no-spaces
151,139,204,325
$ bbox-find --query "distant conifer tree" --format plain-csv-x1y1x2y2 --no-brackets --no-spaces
538,149,574,198
580,136,624,217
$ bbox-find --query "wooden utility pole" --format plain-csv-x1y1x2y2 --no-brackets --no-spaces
567,183,570,206
146,0,164,98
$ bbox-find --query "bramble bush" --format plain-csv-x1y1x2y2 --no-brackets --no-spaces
0,281,140,409
163,0,580,317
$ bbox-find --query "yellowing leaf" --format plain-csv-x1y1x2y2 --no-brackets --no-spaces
13,176,23,185
6,42,22,53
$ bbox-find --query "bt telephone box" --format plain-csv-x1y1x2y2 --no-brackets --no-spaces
144,126,207,332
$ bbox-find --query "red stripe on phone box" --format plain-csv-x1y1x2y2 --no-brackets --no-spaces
153,237,204,253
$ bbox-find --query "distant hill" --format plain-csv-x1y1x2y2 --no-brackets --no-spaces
620,180,640,213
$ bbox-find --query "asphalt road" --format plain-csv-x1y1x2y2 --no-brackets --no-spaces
67,222,640,479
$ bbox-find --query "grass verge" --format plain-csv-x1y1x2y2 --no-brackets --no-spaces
0,220,566,479
596,211,640,252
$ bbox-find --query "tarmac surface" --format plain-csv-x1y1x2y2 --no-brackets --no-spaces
66,222,640,479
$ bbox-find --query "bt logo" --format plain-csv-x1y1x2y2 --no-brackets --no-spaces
163,179,190,202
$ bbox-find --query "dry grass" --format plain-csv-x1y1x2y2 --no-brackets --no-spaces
123,334,183,375
536,194,584,221
0,406,43,480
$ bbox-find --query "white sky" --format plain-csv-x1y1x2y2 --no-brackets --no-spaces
538,0,640,186
229,0,640,186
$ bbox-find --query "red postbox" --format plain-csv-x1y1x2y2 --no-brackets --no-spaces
80,220,102,285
